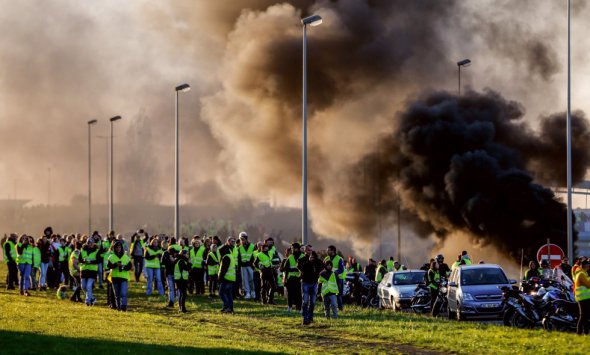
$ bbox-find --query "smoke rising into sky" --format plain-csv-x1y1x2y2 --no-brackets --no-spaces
2,0,590,259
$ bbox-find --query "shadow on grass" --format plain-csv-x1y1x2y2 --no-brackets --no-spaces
0,330,278,355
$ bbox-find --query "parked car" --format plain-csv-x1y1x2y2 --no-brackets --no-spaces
377,270,426,312
447,264,516,320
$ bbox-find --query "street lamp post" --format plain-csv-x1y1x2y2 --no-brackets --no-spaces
301,14,322,246
566,0,573,261
88,119,97,235
109,115,122,232
175,83,191,240
457,59,471,95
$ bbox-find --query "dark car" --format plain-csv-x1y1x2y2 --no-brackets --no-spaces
447,264,516,320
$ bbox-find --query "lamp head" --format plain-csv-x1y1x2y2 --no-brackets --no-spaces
302,14,322,27
88,119,97,125
109,115,122,122
457,59,471,67
175,83,191,92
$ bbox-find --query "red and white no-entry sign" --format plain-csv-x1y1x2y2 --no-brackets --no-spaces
537,243,565,269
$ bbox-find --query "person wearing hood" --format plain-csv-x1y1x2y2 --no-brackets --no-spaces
174,249,191,313
2,233,18,290
282,242,304,312
80,237,100,305
16,234,33,296
218,237,237,313
107,241,132,311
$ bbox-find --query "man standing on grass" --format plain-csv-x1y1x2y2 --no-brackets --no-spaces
319,260,339,319
174,250,191,313
3,233,18,290
298,246,324,325
255,243,276,305
218,237,237,313
238,232,255,300
324,245,345,311
283,243,304,312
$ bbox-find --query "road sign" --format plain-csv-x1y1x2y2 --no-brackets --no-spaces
537,243,565,268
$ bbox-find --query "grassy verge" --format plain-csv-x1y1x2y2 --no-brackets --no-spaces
0,269,586,354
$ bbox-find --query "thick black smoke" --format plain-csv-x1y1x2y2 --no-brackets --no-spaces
356,90,590,260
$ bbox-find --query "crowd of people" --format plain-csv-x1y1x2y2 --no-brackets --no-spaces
2,227,350,324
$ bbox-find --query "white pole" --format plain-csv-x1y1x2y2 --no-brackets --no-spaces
302,24,308,246
566,0,573,261
109,120,114,232
175,90,180,240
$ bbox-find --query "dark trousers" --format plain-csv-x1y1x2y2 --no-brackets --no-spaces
189,268,205,295
578,299,590,335
430,288,439,313
70,275,82,301
253,271,261,301
286,277,302,310
133,256,143,282
337,278,344,310
208,275,218,296
6,261,18,289
59,261,69,285
219,281,234,311
176,280,187,312
261,269,276,304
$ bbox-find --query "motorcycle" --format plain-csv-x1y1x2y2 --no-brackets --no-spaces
499,285,543,328
410,283,431,314
432,280,448,317
360,280,380,308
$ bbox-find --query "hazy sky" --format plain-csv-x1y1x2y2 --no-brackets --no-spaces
1,1,590,254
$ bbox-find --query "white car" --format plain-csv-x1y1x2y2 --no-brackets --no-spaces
377,270,426,312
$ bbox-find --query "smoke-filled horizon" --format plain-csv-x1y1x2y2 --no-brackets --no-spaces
2,0,590,259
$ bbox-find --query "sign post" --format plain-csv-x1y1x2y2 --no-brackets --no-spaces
536,243,565,269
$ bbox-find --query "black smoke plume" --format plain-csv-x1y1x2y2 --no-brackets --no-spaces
354,90,590,260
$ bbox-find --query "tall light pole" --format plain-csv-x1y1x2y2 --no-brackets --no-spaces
457,59,471,95
566,0,573,260
88,119,97,235
301,14,322,246
175,83,191,240
109,115,122,232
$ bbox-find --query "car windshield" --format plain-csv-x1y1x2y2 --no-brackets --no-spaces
393,272,425,285
460,268,508,286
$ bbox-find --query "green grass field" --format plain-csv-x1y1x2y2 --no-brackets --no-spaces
0,268,587,355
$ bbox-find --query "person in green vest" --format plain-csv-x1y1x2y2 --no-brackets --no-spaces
144,238,164,296
189,238,206,295
3,233,18,290
238,232,256,300
130,230,147,282
16,234,33,296
255,243,276,305
56,238,69,286
174,249,191,313
574,260,590,335
375,260,388,282
266,237,282,300
324,245,346,311
282,242,304,312
426,260,440,316
252,241,263,301
80,237,100,305
69,246,83,302
524,260,542,281
319,259,339,319
386,257,395,272
206,243,221,298
107,241,132,311
461,251,473,265
218,237,237,313
162,246,178,307
31,236,41,290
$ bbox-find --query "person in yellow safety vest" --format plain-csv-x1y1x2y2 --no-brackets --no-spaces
282,242,304,312
16,234,33,296
319,260,339,319
174,249,191,313
375,260,388,282
189,238,206,295
80,237,100,305
31,237,42,290
218,237,237,313
324,245,346,311
130,231,147,282
3,233,18,290
386,257,395,272
251,241,263,301
426,260,440,316
97,232,112,289
69,247,83,302
144,238,165,296
238,232,256,300
107,241,132,311
574,260,590,335
57,238,69,287
461,251,472,265
255,243,276,305
206,243,221,298
266,237,282,300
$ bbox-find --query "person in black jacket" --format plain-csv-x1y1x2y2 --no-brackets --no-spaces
255,243,276,305
218,239,236,313
3,233,18,290
174,250,191,313
162,247,178,307
298,246,324,325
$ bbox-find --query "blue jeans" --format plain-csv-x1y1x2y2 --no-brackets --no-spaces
18,263,31,292
167,275,176,303
324,294,338,318
98,263,104,286
337,278,344,310
302,283,318,323
81,277,95,304
219,282,234,311
31,267,38,289
241,266,254,297
146,267,164,295
112,281,128,309
40,262,49,286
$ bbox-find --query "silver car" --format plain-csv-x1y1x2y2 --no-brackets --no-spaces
377,270,426,312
